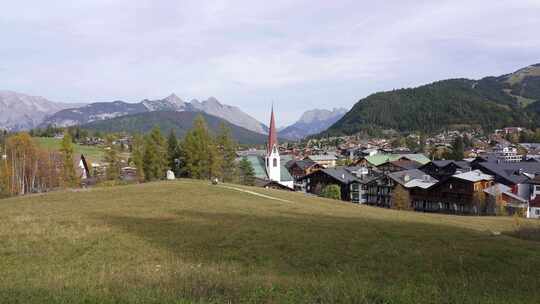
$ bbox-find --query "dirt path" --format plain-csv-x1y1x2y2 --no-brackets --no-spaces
219,185,292,203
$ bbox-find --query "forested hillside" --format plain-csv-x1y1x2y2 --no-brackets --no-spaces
81,111,268,145
323,64,540,136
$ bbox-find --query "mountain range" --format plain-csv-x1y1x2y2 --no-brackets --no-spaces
323,63,540,136
278,108,347,140
40,94,267,134
0,90,344,141
0,90,84,131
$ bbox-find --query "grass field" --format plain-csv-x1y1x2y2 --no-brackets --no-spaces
1,180,539,303
34,137,104,163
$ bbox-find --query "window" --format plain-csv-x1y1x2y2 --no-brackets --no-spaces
273,158,278,167
536,209,540,216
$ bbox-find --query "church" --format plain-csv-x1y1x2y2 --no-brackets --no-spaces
240,107,294,189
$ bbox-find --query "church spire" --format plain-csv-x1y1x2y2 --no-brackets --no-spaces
267,104,278,154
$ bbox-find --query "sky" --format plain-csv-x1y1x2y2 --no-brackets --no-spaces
1,0,540,126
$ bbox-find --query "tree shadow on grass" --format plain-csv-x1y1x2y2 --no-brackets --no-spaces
89,209,540,303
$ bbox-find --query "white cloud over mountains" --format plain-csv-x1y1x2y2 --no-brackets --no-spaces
1,0,539,124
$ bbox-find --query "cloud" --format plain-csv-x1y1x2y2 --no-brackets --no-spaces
0,0,539,125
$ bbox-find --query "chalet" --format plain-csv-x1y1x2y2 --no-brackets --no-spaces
385,159,422,172
300,166,381,203
366,169,437,208
356,153,430,173
306,153,338,168
410,170,494,215
419,160,471,181
472,161,540,200
285,159,323,180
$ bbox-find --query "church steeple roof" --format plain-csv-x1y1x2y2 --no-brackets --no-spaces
267,105,278,154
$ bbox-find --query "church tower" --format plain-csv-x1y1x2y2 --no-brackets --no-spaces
265,106,281,182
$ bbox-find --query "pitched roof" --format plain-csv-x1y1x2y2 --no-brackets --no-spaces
286,159,318,170
320,167,359,184
244,155,268,180
308,154,338,161
241,155,293,182
301,166,381,185
483,184,527,203
390,160,422,170
364,153,430,167
430,160,471,169
476,161,540,185
388,169,438,189
453,170,493,182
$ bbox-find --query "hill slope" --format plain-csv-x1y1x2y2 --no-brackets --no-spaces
0,180,538,303
323,64,540,136
81,111,268,145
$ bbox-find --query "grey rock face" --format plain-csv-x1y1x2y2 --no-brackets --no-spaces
0,90,82,131
279,108,348,140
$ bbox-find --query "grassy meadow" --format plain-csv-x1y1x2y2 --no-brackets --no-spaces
34,137,105,163
0,179,539,303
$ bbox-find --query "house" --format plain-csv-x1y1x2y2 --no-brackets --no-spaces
77,154,91,180
410,170,494,215
472,161,540,200
306,153,338,168
356,153,430,172
366,169,437,208
493,145,522,162
384,159,422,173
419,160,471,181
483,183,528,216
240,107,294,189
285,159,323,180
300,166,381,203
526,176,540,219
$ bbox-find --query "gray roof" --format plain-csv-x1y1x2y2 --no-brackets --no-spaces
476,161,540,185
321,167,359,184
286,159,318,170
453,170,493,182
302,166,381,185
388,169,438,187
430,160,471,169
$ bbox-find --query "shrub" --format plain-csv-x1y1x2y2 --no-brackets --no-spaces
320,184,341,200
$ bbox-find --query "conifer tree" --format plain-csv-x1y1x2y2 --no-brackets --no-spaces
104,134,121,180
143,135,160,181
451,136,465,160
60,132,77,187
142,127,167,181
167,129,183,177
131,134,145,182
182,115,216,179
237,157,255,186
216,123,237,182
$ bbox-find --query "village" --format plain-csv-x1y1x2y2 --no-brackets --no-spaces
8,111,538,221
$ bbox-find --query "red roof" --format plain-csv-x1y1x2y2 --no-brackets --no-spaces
267,106,278,154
